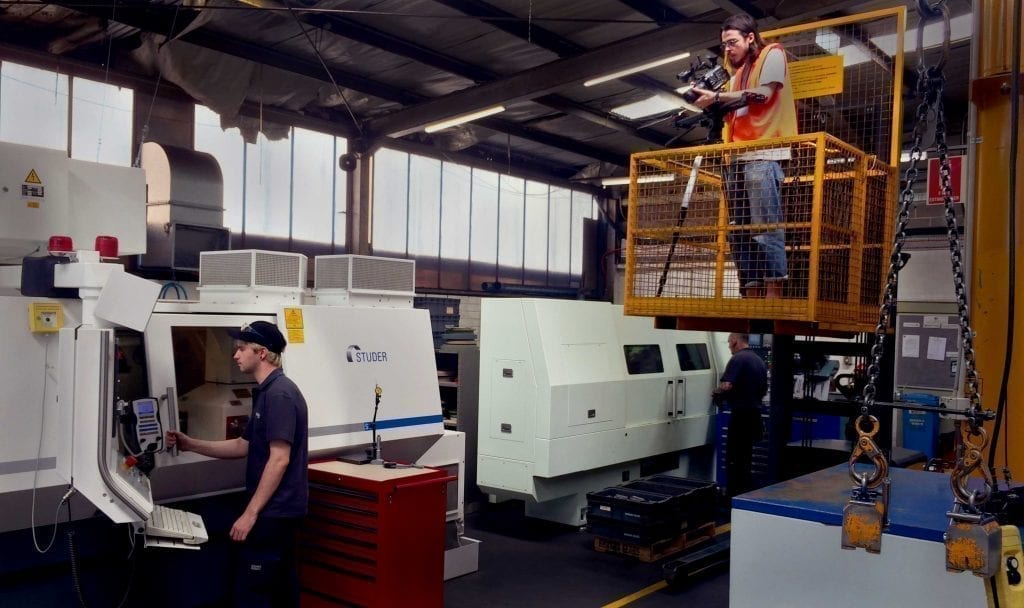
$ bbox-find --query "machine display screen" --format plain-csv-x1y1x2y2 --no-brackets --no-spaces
676,343,711,371
136,400,155,415
623,345,664,375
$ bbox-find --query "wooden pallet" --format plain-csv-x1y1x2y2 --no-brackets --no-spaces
593,521,716,563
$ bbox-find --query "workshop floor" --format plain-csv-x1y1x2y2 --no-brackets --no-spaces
445,501,730,608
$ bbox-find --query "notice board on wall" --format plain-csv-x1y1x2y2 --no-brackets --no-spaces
894,314,960,391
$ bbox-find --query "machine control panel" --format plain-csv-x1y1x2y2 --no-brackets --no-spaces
132,398,163,454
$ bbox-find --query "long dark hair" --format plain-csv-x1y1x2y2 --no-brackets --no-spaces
722,14,768,57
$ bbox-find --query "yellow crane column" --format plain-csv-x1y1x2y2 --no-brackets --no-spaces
971,0,1024,475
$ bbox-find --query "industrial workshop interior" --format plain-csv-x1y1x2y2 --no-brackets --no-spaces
0,0,1021,606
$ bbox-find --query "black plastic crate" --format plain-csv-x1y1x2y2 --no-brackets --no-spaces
588,514,681,544
622,477,718,523
586,487,677,526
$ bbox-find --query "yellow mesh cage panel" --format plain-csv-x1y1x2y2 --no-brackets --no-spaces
624,9,904,336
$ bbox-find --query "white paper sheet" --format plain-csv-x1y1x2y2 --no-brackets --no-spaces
902,334,920,358
927,336,947,361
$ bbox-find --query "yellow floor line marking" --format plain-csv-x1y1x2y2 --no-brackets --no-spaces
601,522,731,607
601,580,668,608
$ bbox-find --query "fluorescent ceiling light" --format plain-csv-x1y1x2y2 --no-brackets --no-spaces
816,14,971,61
424,105,506,133
872,14,971,56
601,174,676,186
610,93,686,120
584,52,691,87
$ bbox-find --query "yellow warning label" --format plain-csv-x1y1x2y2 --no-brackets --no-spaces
24,169,41,184
287,328,305,345
790,55,845,100
283,308,304,329
26,201,39,209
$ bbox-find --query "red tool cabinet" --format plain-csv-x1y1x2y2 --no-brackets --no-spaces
300,461,451,608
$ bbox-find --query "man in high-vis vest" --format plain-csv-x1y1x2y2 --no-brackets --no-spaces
692,14,798,299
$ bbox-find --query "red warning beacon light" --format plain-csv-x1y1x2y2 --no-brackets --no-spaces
47,235,74,257
94,235,119,260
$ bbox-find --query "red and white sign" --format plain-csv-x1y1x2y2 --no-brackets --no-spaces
926,155,964,205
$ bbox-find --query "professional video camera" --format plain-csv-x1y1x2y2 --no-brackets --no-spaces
672,54,766,143
676,55,730,110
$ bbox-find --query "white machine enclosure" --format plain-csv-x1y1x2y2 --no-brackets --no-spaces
144,298,466,528
478,298,728,525
0,140,146,259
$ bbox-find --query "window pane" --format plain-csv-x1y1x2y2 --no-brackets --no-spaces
333,137,348,249
291,127,334,244
548,186,571,275
194,105,245,232
624,345,665,375
498,174,524,271
440,162,471,261
524,181,549,271
470,169,498,265
570,191,592,278
244,132,291,237
408,154,441,258
0,62,68,151
71,77,132,166
371,147,409,255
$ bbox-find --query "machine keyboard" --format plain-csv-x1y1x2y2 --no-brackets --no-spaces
147,505,209,545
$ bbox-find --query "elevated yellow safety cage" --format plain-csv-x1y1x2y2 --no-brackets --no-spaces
624,8,905,335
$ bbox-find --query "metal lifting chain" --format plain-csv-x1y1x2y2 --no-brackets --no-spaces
856,0,991,507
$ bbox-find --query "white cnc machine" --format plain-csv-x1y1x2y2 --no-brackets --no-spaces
477,298,730,526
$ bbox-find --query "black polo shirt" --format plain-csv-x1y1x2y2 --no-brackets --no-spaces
242,368,309,518
720,348,768,411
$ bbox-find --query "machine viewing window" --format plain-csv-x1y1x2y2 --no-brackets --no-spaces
623,345,664,375
676,343,711,371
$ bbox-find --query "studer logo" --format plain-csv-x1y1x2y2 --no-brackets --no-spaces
346,344,389,363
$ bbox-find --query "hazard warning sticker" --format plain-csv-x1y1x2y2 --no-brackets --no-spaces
21,168,44,203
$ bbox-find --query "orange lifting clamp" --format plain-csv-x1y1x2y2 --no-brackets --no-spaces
944,422,1001,578
841,415,891,554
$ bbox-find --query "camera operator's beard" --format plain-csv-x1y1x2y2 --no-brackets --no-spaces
728,47,758,70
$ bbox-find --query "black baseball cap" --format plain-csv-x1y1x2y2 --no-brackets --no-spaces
228,321,287,354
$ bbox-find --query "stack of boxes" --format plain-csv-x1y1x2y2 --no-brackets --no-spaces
586,476,718,560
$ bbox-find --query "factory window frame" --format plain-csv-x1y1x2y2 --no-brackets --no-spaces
70,76,133,166
194,104,348,248
0,62,69,153
0,63,133,165
370,146,596,290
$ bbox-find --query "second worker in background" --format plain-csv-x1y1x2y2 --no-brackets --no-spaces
713,333,768,497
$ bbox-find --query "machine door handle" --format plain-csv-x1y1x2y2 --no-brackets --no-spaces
667,380,675,417
676,377,686,416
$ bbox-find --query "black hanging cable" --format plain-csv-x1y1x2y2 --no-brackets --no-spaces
988,0,1021,480
281,0,364,139
133,0,183,167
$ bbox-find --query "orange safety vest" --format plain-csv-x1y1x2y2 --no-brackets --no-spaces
724,43,798,143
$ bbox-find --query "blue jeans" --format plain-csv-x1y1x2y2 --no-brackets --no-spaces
725,160,788,287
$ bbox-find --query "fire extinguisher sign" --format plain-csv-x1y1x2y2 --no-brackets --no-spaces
926,155,964,205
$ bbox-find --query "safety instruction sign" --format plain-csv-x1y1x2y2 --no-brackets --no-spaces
283,307,304,329
789,55,844,100
283,307,304,344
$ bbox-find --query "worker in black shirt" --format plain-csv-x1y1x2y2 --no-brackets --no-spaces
167,320,309,608
713,333,768,497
